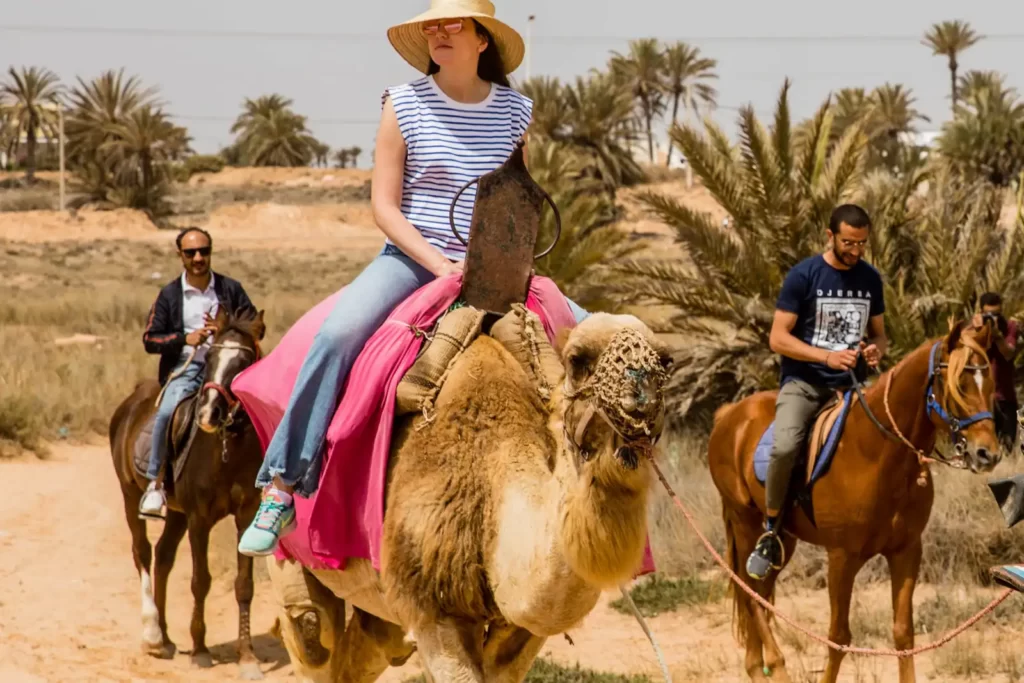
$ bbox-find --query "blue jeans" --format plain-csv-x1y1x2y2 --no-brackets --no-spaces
148,360,205,480
255,244,591,497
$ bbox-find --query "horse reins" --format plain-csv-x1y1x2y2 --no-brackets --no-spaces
847,341,993,478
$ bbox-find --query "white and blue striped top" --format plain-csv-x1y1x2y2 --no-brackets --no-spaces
382,75,533,259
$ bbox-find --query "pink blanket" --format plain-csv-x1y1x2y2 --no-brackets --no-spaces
233,273,655,576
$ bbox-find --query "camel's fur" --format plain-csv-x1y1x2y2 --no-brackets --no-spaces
266,312,671,681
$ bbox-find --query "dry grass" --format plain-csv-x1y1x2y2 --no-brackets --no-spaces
0,239,371,456
0,184,60,211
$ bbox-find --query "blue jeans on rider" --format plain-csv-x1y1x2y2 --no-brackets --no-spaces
253,243,592,498
148,359,205,481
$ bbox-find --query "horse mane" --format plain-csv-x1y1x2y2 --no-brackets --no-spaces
217,307,263,341
943,328,989,414
863,323,989,415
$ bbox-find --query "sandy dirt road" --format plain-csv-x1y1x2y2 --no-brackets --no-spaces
0,440,745,683
2,441,1019,682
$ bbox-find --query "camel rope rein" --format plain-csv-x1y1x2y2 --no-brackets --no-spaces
643,451,1014,657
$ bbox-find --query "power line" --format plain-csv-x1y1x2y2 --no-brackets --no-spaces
171,114,380,125
4,24,1024,43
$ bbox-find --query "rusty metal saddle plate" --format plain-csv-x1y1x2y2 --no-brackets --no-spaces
449,140,560,317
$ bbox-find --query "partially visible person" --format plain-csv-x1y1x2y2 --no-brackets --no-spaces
973,292,1019,453
139,227,256,520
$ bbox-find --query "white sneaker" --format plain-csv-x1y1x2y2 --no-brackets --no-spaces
139,482,166,520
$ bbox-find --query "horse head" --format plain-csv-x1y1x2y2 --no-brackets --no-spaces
926,318,1001,473
195,307,266,434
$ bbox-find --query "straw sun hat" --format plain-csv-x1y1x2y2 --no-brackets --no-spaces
387,0,525,76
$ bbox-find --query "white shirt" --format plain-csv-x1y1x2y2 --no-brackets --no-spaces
181,272,219,364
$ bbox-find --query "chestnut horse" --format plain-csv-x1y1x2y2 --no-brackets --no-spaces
109,307,267,680
708,319,1000,683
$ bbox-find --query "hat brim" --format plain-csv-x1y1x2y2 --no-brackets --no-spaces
387,11,525,76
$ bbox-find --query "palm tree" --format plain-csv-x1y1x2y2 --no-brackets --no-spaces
333,148,351,168
518,76,566,140
527,137,645,311
230,95,322,167
661,42,718,166
312,140,330,167
560,71,645,191
99,106,190,209
922,20,982,116
957,70,1008,103
348,146,363,167
0,66,62,182
609,38,666,164
608,80,876,426
230,94,293,137
66,68,161,162
937,80,1024,187
234,109,320,167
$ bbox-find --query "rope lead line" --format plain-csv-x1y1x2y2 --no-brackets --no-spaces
645,453,1015,657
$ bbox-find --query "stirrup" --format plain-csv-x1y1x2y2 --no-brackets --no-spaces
138,487,167,522
753,530,786,570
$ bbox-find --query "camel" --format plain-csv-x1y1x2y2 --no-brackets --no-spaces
265,310,672,682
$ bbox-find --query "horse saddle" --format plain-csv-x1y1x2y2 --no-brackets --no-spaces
753,389,857,491
132,390,201,485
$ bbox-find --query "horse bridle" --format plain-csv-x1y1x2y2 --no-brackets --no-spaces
850,340,993,469
201,341,262,458
922,341,994,457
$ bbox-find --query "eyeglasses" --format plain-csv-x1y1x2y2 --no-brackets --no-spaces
422,18,465,36
182,246,212,258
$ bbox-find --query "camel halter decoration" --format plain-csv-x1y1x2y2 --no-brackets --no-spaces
562,327,669,469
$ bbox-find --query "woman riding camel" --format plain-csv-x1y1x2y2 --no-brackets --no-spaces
239,0,590,556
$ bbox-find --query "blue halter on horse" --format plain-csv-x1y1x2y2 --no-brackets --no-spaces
922,340,994,455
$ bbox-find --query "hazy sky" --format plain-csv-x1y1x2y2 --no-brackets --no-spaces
3,1,1022,165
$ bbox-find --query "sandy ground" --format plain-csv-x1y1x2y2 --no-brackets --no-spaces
2,441,1020,683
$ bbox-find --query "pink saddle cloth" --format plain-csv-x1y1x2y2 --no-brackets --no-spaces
232,273,655,576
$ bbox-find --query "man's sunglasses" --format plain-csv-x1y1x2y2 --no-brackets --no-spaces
182,246,212,258
422,19,465,36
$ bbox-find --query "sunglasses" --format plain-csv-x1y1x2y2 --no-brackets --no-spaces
422,18,465,36
182,246,212,259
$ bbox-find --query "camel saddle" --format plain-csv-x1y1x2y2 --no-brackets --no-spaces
454,139,559,322
753,389,858,523
132,390,201,487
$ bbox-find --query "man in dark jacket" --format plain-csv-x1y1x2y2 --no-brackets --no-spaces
139,227,256,519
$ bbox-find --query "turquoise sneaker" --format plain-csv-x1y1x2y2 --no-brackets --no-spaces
238,490,296,557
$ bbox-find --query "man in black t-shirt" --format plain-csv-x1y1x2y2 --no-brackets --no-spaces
746,204,889,581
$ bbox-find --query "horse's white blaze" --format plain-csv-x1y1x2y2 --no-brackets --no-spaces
210,346,242,387
975,368,984,392
199,344,243,422
141,569,161,645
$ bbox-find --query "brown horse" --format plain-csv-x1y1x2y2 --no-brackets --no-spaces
708,319,1000,683
109,307,267,680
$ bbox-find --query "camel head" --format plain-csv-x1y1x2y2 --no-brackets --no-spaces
557,313,673,485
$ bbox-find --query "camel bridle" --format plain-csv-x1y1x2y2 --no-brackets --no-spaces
562,328,669,469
